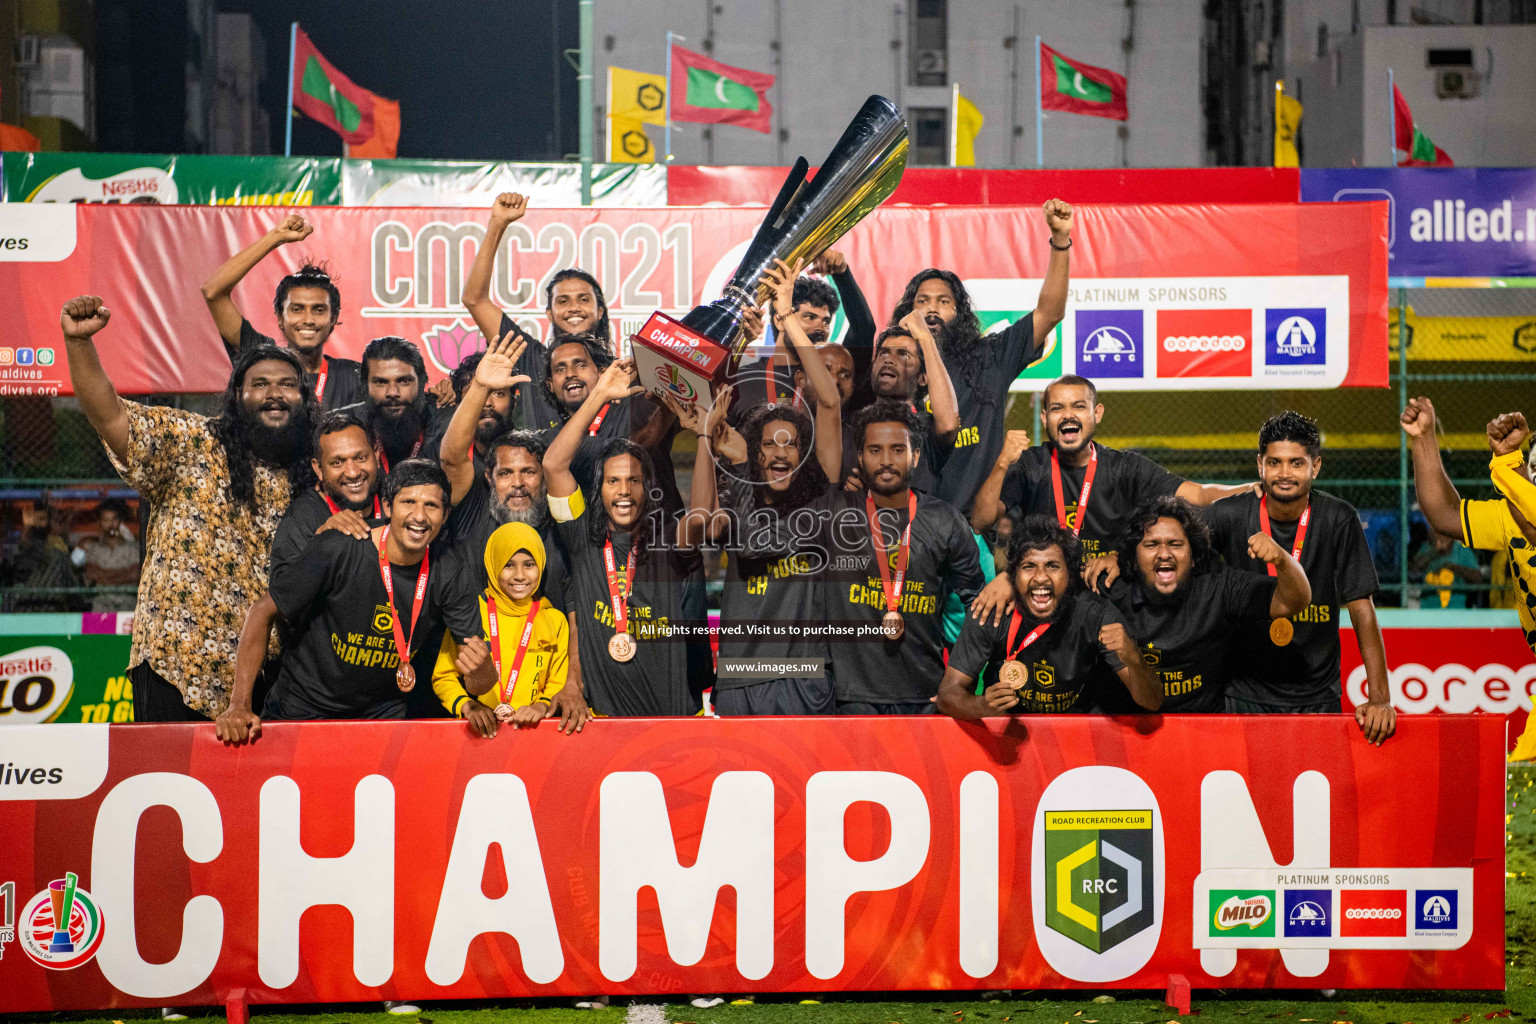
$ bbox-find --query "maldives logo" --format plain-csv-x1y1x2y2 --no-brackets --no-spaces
18,873,105,969
1156,309,1251,377
655,364,697,402
1265,308,1327,366
1032,766,1164,982
1416,890,1457,930
1211,890,1275,936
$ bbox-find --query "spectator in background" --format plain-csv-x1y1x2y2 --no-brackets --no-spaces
79,499,140,613
1411,524,1485,609
0,501,82,613
200,215,362,410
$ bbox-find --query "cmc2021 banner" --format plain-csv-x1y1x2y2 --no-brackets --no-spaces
0,200,1387,396
0,716,1503,1012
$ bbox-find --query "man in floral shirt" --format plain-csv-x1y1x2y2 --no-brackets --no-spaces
60,295,318,721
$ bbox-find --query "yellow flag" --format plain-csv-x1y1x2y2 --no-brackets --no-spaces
952,87,983,167
609,116,656,163
1274,84,1302,168
609,66,667,126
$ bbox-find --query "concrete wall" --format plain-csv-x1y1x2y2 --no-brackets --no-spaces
595,0,1203,169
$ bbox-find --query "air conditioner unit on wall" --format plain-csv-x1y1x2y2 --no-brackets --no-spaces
1434,66,1481,99
914,49,946,75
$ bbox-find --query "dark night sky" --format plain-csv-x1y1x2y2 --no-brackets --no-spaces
227,0,579,161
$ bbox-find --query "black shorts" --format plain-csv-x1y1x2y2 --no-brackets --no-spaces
713,676,836,716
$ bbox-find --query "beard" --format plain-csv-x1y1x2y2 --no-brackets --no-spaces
323,486,375,513
1136,566,1193,607
370,395,427,461
240,402,310,467
864,464,912,497
475,410,511,449
490,484,550,528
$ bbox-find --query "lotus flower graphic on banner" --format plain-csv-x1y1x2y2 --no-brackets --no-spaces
420,318,485,375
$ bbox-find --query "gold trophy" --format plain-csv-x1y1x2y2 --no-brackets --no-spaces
632,95,908,403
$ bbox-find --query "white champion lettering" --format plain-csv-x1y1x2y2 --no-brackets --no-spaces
1161,334,1247,353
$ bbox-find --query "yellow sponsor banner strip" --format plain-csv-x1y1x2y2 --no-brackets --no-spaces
1390,307,1536,362
1045,809,1152,830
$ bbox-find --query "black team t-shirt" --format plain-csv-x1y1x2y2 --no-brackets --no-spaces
713,465,828,684
819,490,984,704
235,319,362,411
270,488,385,579
999,442,1185,560
949,590,1129,713
1203,488,1379,707
553,490,703,716
934,314,1041,517
1103,568,1277,712
440,476,571,612
841,403,948,496
264,530,482,720
537,396,684,519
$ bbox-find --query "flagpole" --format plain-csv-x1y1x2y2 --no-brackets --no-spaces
605,66,613,163
578,0,593,205
664,31,683,163
284,22,297,157
1034,35,1043,168
949,82,959,167
1386,66,1396,167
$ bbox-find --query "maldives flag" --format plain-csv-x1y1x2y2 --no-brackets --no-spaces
291,26,390,147
1393,84,1453,167
1039,42,1128,121
670,44,774,134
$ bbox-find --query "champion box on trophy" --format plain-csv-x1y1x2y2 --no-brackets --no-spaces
630,311,729,408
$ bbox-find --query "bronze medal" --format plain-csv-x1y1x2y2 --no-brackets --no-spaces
1269,617,1295,646
998,659,1028,689
881,610,905,640
396,662,416,692
494,702,515,723
609,631,637,662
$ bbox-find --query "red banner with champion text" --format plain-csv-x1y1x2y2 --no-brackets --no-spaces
0,199,1387,396
0,715,1502,1012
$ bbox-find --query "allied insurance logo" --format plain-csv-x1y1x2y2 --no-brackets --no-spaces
1416,889,1458,931
18,872,105,969
1032,766,1164,982
1265,308,1327,367
1074,310,1143,379
1156,309,1251,377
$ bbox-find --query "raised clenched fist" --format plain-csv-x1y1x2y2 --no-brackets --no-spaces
490,192,529,227
61,295,111,340
1247,531,1286,566
813,248,848,276
1043,198,1073,242
1488,412,1531,458
269,215,313,245
1400,396,1436,438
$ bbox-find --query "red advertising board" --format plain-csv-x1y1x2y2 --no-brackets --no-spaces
0,715,1502,1012
1341,623,1531,752
0,199,1386,396
666,166,1302,208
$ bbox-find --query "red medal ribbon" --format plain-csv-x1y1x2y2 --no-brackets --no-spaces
373,432,424,477
1005,610,1053,659
1050,443,1098,536
866,490,917,617
1257,494,1311,578
602,538,637,636
377,526,430,667
588,403,611,436
314,369,327,403
486,595,541,706
323,492,382,518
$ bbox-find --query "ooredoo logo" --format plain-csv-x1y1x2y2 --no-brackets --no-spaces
18,872,105,969
1340,889,1407,937
1156,309,1251,377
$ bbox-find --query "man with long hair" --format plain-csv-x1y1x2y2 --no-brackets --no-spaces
887,200,1073,521
200,215,361,409
1102,495,1310,712
938,515,1160,718
61,295,317,722
544,358,704,717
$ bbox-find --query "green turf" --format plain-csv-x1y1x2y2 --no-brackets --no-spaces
10,767,1536,1024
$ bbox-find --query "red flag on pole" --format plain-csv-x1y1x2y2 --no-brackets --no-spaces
1039,42,1129,121
669,44,774,134
1392,84,1453,167
290,26,395,148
